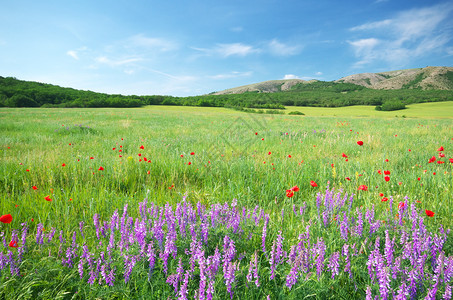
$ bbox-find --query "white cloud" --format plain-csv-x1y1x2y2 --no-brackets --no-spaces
95,56,143,67
268,39,302,56
216,43,259,57
209,71,252,79
348,3,453,68
315,71,323,76
230,26,243,32
67,50,79,60
127,34,177,52
283,74,300,79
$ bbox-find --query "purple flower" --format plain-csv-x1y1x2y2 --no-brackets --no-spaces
327,252,340,279
262,215,269,253
178,271,190,300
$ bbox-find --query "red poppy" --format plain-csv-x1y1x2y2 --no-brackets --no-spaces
425,210,435,217
345,177,351,181
357,141,363,146
147,171,150,174
437,146,444,151
26,169,30,172
61,163,66,167
342,153,348,158
119,149,122,152
255,132,258,135
140,145,144,149
439,153,445,158
112,147,116,150
384,170,390,175
188,162,192,165
286,189,294,198
138,153,142,157
377,170,382,175
358,185,368,191
268,152,271,155
291,186,300,192
379,193,384,197
98,166,104,171
417,177,421,181
45,196,52,202
261,138,264,141
144,157,148,161
288,155,292,158
450,158,453,163
9,240,18,248
428,156,436,163
32,186,38,190
381,197,388,202
398,202,405,210
385,159,389,162
310,181,318,187
408,149,411,152
384,176,390,182
190,152,195,155
181,154,184,157
437,161,444,164
0,214,12,224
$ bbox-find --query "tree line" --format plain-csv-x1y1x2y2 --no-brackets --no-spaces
1,76,452,111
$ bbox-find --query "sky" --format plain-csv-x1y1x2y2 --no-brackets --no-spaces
1,0,453,97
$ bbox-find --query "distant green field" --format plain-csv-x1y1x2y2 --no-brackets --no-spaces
285,101,453,118
1,104,452,299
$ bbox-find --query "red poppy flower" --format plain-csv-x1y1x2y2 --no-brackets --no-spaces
261,138,264,140
147,171,150,174
385,159,389,162
190,152,195,155
357,141,363,146
291,186,300,192
98,166,104,171
384,170,390,175
437,146,444,151
286,189,294,198
439,153,445,158
180,154,184,157
437,161,444,164
9,240,18,248
377,170,382,175
138,153,141,157
379,193,384,197
310,181,318,187
342,153,348,158
188,162,192,165
450,158,453,163
288,155,292,158
119,149,122,152
61,163,66,167
45,196,52,202
0,214,12,224
112,148,116,150
398,202,405,210
255,132,258,135
358,185,368,191
268,152,271,155
425,210,435,217
32,186,38,190
381,197,388,202
417,177,421,181
90,157,94,159
26,169,30,172
144,157,148,161
140,145,144,149
384,176,390,182
428,156,436,163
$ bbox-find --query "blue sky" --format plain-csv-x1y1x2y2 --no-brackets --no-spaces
1,0,452,96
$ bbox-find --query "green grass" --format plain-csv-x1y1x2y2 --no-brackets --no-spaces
0,104,452,299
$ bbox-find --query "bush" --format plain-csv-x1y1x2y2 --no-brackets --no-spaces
288,111,305,115
375,100,406,111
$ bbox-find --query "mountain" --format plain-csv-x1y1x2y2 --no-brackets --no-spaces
336,66,453,90
213,66,453,95
212,79,315,95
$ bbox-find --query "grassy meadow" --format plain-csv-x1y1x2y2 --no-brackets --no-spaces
1,103,453,299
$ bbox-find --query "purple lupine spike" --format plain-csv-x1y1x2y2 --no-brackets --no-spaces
198,255,207,300
355,207,363,237
224,261,238,299
365,286,372,300
178,270,190,300
123,255,136,283
342,244,352,278
300,202,307,217
340,212,349,241
20,222,28,248
262,215,269,253
93,214,100,239
78,258,84,279
47,227,56,243
315,238,326,280
327,252,340,279
36,223,44,245
147,241,156,279
384,230,394,268
394,281,408,300
376,252,390,300
444,285,452,300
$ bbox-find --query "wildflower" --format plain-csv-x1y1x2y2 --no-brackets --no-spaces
98,166,104,171
61,163,66,167
384,170,390,175
45,196,52,202
9,240,18,248
449,158,453,163
398,202,405,210
255,132,258,135
428,156,436,163
140,145,144,149
288,154,291,158
425,210,435,217
190,152,195,155
291,186,299,192
32,186,38,190
381,197,388,202
188,162,192,165
378,170,382,175
90,157,94,159
345,177,351,181
358,185,368,191
286,190,294,197
437,146,444,151
268,151,271,155
0,214,12,223
379,193,384,197
342,153,348,158
357,141,364,146
384,176,390,182
310,181,318,187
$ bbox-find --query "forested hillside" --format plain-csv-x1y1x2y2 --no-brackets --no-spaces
1,75,452,111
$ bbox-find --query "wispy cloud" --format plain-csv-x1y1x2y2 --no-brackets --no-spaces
95,56,143,67
348,3,453,68
192,43,259,58
268,39,302,56
67,50,79,60
209,71,252,80
126,34,178,52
